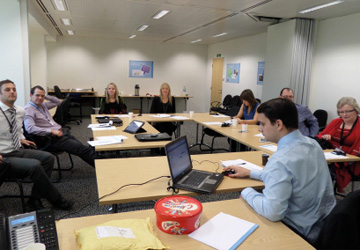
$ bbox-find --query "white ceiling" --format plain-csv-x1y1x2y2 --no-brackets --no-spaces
30,0,360,44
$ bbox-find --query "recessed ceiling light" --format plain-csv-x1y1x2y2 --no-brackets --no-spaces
129,35,136,39
67,30,75,35
61,18,71,26
153,10,170,19
137,25,149,31
51,0,67,11
212,32,227,38
299,1,344,14
191,39,202,43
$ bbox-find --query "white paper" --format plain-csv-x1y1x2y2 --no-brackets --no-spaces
114,114,129,118
203,122,223,125
324,152,348,159
151,114,172,118
91,127,116,131
254,133,264,137
221,159,263,171
171,116,189,120
188,212,258,250
259,144,278,152
211,115,229,118
87,135,125,146
96,226,136,239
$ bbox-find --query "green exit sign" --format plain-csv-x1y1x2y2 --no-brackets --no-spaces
216,54,221,57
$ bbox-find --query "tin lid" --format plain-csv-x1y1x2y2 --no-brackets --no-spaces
154,196,202,218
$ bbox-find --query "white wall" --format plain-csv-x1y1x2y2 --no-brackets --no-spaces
207,33,267,102
0,0,30,106
262,20,296,102
46,37,208,112
309,12,360,121
30,32,47,88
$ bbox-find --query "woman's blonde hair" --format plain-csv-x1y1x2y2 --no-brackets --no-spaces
337,97,360,114
105,82,119,104
159,82,172,105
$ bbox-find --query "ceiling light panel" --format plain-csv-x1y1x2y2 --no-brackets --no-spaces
153,10,170,19
61,18,71,26
51,0,68,11
299,1,344,14
137,25,149,31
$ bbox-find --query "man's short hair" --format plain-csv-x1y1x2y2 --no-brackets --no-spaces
279,87,293,96
30,85,45,95
0,79,14,93
257,98,299,129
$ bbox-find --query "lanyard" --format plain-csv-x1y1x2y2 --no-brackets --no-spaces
29,102,49,120
0,107,14,133
340,117,358,146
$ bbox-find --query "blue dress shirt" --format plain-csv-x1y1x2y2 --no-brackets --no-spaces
296,104,319,137
241,130,336,243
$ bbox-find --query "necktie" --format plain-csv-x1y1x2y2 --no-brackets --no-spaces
8,108,21,150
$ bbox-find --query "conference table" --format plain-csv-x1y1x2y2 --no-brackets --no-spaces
95,151,265,207
56,198,314,250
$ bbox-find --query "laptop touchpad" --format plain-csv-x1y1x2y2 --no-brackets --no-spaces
206,179,217,184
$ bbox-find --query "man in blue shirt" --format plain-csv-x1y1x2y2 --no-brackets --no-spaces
280,88,319,137
224,98,335,243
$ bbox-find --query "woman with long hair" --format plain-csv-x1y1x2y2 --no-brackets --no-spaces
99,83,127,114
233,89,259,124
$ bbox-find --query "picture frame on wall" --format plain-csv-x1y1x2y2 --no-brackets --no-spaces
257,61,265,85
129,60,154,78
226,63,240,84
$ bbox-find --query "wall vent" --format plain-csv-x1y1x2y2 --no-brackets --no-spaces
35,0,63,36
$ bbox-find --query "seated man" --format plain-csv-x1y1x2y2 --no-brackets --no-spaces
224,98,336,243
280,88,319,137
24,85,96,167
0,79,73,210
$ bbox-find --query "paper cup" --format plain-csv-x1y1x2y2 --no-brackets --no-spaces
23,243,46,250
128,112,133,118
232,119,237,128
242,123,248,131
189,111,194,117
262,154,270,166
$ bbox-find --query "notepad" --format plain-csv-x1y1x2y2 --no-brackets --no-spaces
221,159,263,171
188,212,258,250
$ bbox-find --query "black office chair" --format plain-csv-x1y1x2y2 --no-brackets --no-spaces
223,95,242,117
210,94,232,113
315,189,360,249
53,86,81,125
199,128,230,153
313,109,328,132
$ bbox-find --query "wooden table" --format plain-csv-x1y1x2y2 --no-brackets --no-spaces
91,117,169,151
95,151,264,206
56,198,314,250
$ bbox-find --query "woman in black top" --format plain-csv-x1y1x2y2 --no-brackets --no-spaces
100,83,127,114
150,82,176,136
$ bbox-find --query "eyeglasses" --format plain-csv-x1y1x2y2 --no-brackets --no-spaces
337,109,355,115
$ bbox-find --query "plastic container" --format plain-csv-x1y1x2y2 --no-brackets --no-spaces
154,195,202,235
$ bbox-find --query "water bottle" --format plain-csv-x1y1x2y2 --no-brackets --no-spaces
183,86,187,96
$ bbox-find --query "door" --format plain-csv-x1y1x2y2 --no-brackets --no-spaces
210,57,224,105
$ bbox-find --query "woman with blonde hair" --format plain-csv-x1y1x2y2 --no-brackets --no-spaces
317,97,360,193
100,83,127,114
150,82,176,135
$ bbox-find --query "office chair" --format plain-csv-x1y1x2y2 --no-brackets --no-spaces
210,94,232,113
53,85,81,125
313,109,328,132
315,189,360,249
0,178,30,213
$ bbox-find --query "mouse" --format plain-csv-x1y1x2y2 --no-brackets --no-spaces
222,170,235,176
150,133,158,137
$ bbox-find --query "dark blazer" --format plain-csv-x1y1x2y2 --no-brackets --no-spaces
150,96,176,113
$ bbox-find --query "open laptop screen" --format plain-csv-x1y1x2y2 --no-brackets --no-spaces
165,136,192,180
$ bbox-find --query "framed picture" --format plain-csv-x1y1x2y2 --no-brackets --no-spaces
129,60,154,78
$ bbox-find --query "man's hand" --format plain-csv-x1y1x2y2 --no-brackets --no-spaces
21,139,37,147
223,166,251,178
51,129,63,137
0,155,3,164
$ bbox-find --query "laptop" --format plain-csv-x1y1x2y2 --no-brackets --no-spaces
97,118,123,125
123,120,146,134
135,132,172,142
165,136,223,194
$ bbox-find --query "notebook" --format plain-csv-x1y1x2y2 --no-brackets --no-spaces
123,120,146,134
165,136,223,194
135,132,172,141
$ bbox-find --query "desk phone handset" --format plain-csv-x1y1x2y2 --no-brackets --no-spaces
0,209,59,250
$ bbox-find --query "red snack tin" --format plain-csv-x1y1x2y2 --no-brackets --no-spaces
154,195,202,235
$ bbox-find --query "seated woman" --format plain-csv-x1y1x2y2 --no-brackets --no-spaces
150,82,176,136
317,97,360,193
100,83,127,114
233,89,260,124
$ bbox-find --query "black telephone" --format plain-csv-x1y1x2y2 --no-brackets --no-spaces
0,209,59,250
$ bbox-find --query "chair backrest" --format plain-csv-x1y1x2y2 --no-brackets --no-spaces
230,95,241,107
315,190,360,249
222,94,232,107
313,109,328,130
54,85,63,99
53,97,70,126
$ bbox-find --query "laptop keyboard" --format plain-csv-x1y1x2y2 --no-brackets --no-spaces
182,171,211,186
